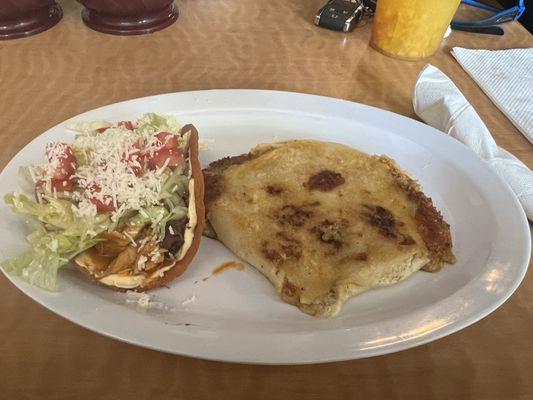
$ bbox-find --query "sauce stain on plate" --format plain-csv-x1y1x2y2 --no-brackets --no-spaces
202,261,245,281
213,261,245,275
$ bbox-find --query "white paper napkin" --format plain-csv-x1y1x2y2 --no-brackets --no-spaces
451,47,533,144
413,64,533,221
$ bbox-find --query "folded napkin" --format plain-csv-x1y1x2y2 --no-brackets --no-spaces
451,47,533,144
413,64,533,221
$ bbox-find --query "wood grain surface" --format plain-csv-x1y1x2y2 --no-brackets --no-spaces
1,1,532,399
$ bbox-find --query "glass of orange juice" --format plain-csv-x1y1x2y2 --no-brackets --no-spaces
370,0,462,60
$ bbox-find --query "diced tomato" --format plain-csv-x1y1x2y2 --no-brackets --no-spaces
118,121,135,131
55,177,75,191
132,137,143,149
95,127,109,134
45,143,76,179
148,147,184,169
36,177,75,192
123,153,143,177
85,183,116,213
131,165,142,176
121,143,144,177
90,197,116,213
155,132,179,149
131,165,143,176
127,159,143,176
138,149,150,165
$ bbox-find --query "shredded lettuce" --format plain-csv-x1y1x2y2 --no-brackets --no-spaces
133,205,188,241
3,230,103,291
6,194,73,229
18,166,37,195
147,169,190,238
73,146,92,166
5,194,109,236
1,193,110,290
159,169,188,210
162,169,189,197
65,120,110,133
136,113,180,135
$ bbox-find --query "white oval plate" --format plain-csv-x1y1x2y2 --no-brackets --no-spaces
0,90,530,364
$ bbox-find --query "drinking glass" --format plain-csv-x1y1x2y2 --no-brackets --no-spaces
370,0,462,60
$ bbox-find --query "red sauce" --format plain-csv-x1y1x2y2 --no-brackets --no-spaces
213,261,245,275
201,261,245,281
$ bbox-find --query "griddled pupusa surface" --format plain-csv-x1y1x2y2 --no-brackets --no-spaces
204,140,454,317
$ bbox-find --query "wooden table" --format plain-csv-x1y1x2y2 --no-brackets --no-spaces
1,1,532,399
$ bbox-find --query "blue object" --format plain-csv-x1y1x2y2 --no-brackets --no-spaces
452,0,526,31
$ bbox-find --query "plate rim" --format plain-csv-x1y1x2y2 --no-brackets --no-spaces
0,89,530,364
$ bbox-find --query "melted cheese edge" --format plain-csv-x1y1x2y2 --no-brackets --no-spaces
99,274,145,289
177,179,197,261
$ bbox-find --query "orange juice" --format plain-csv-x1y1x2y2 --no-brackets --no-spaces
370,0,461,60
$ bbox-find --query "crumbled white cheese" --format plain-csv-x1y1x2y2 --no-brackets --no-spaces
137,234,156,253
124,290,173,311
44,142,66,178
72,127,166,218
181,295,197,306
137,294,152,308
148,247,162,263
137,255,148,271
65,123,186,220
123,231,137,247
125,291,153,308
47,239,58,252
